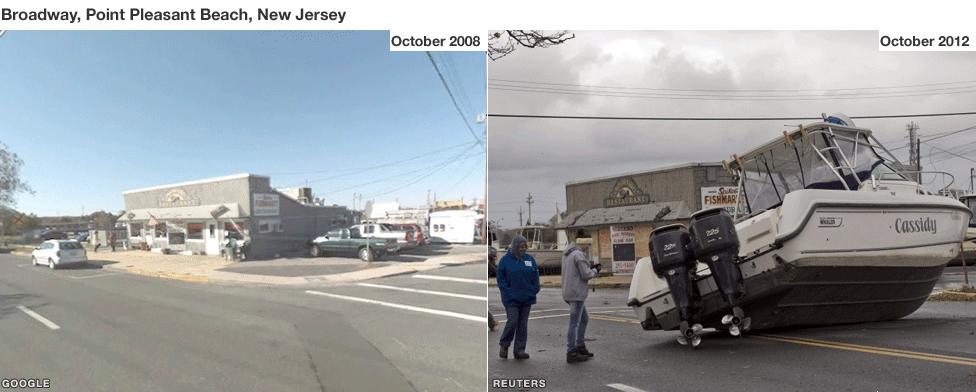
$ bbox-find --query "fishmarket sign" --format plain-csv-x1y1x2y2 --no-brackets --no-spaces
158,188,200,208
605,177,650,208
701,186,738,214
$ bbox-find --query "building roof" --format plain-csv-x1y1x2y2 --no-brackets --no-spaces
555,201,692,229
122,173,268,195
117,203,244,221
565,162,723,187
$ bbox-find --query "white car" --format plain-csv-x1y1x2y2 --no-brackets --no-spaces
31,240,88,269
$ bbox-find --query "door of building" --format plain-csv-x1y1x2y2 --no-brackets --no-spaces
205,221,221,256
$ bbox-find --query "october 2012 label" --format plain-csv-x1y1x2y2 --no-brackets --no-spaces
879,34,970,48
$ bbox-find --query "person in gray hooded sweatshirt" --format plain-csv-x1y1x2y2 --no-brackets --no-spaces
561,230,601,363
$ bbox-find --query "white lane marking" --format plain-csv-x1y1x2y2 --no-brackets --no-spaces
17,305,61,330
68,272,124,280
306,290,487,323
607,383,650,392
412,275,487,284
357,283,487,301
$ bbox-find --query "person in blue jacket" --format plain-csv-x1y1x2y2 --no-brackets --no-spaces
496,235,540,360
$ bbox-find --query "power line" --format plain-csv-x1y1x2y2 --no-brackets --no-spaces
488,78,976,93
924,142,976,164
274,141,475,186
488,111,976,122
426,51,484,147
324,145,481,195
488,85,976,101
364,146,482,199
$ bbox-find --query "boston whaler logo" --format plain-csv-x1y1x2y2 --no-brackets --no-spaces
818,216,843,227
894,217,938,235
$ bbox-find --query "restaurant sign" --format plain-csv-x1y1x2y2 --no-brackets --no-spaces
605,177,650,208
158,188,201,208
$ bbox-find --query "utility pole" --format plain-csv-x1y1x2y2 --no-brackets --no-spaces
518,206,524,227
426,189,431,209
526,193,534,226
970,168,974,193
907,121,920,183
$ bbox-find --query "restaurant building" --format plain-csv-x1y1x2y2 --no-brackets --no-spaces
118,173,356,259
558,163,737,275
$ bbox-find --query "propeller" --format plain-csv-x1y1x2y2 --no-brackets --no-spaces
677,321,704,348
721,306,751,337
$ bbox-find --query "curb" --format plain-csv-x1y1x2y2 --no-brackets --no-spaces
103,265,209,284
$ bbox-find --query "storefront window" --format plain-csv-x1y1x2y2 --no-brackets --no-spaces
129,223,143,237
154,223,166,238
187,223,204,240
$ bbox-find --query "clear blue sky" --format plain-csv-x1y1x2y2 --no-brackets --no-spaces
0,31,485,216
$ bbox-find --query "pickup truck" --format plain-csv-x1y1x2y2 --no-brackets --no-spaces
350,223,417,251
309,227,397,261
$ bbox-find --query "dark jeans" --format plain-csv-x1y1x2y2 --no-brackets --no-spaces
499,303,531,352
566,301,589,352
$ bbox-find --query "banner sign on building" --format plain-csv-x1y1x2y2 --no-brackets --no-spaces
610,225,636,275
701,186,738,214
253,193,280,216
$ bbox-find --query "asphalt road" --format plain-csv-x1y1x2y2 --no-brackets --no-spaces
0,253,488,392
489,279,976,392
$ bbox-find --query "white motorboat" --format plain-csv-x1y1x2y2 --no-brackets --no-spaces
627,114,972,347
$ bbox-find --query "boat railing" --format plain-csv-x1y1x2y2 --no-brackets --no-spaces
880,170,956,195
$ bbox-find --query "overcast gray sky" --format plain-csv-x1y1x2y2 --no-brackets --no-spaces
487,30,976,228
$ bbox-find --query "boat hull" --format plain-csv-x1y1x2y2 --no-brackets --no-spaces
629,189,971,332
638,262,945,331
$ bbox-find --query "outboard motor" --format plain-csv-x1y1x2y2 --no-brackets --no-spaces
688,208,750,336
649,224,702,347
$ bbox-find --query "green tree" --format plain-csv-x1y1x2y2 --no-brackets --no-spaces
0,141,33,208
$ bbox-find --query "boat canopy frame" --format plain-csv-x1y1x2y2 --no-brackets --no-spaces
725,122,911,219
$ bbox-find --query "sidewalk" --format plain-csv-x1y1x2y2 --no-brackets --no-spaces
488,274,631,289
69,249,484,285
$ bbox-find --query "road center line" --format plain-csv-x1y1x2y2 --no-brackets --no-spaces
17,305,61,330
305,290,486,323
356,283,487,301
753,334,976,367
412,274,487,284
607,383,650,392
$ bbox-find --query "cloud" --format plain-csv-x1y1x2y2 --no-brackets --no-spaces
488,31,976,227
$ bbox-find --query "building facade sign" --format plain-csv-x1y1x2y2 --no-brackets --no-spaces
610,225,636,275
253,193,280,216
158,188,201,208
605,177,650,208
701,186,738,214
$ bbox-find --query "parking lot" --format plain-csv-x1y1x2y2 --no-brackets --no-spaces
488,269,976,392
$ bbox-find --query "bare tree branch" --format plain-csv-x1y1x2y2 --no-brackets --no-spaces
488,30,575,61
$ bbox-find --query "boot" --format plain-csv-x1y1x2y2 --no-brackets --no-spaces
499,346,508,359
577,344,594,358
514,351,530,360
566,349,588,363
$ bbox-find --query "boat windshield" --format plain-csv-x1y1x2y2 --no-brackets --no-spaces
735,127,904,216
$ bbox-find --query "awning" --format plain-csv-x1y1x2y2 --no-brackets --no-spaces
555,201,692,229
118,203,243,222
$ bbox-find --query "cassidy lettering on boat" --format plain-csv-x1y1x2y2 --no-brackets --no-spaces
894,217,938,234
